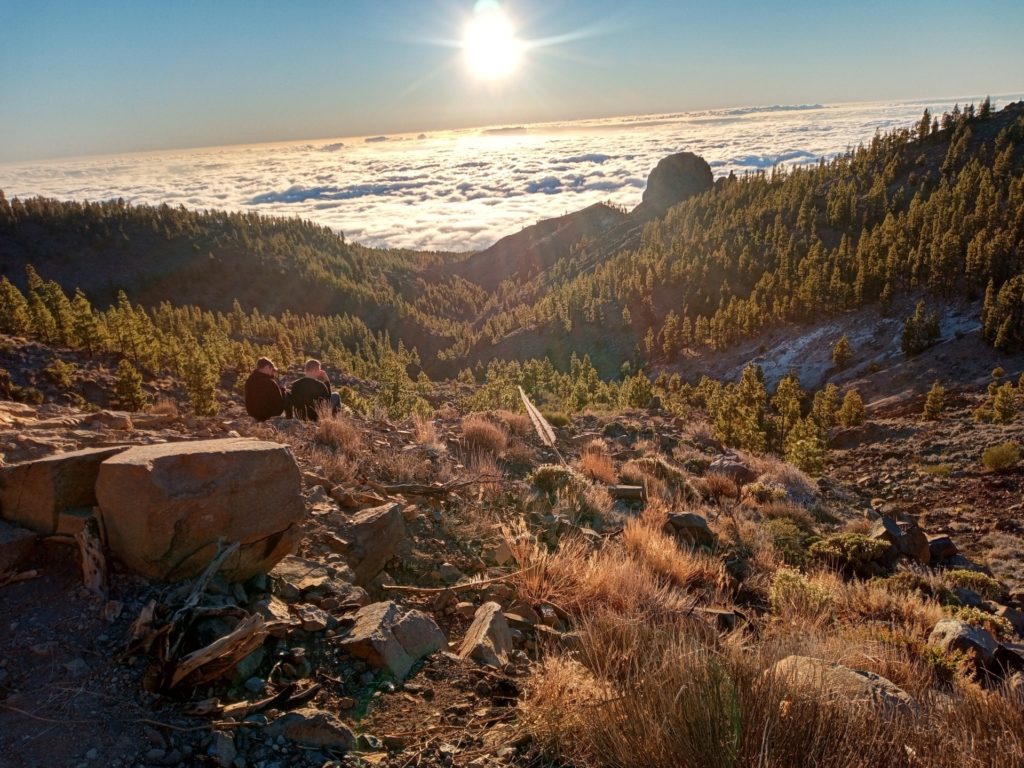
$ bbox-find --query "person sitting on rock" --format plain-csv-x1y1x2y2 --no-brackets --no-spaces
288,358,340,421
244,357,290,422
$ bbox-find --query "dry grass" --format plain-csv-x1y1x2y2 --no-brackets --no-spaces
148,396,179,416
578,450,617,485
314,411,364,456
503,439,536,465
466,449,506,502
307,445,359,486
622,513,730,599
521,607,1024,768
698,472,740,503
461,414,508,455
412,413,443,452
496,409,533,438
746,451,819,507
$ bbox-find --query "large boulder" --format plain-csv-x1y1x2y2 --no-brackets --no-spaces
338,601,446,680
707,456,757,487
769,655,916,716
266,708,354,751
869,515,930,564
0,445,127,534
96,438,304,581
458,602,513,668
633,152,713,220
335,502,406,586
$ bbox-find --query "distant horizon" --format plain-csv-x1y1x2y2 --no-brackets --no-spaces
3,0,1023,163
1,90,1017,167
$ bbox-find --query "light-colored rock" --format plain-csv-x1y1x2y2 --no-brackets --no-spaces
769,655,917,715
338,601,446,680
96,438,304,581
336,502,406,586
267,707,354,751
296,604,330,632
928,619,998,665
0,445,127,533
0,520,36,573
662,512,716,548
458,602,513,668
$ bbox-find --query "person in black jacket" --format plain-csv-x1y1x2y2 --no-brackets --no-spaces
244,357,289,421
289,359,338,421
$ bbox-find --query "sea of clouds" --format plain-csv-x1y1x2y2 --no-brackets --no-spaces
1,95,1019,253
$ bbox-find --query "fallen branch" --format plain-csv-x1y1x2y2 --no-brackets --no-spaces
364,474,502,498
381,566,534,595
171,614,270,689
0,569,38,588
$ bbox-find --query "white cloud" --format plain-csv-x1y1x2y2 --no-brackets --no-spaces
1,96,1019,253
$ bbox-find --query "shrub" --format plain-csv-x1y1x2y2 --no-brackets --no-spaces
43,358,75,389
992,383,1019,424
530,464,590,499
982,441,1020,471
784,417,825,475
769,568,833,622
880,571,956,605
744,481,787,505
619,373,653,409
315,412,364,455
923,380,946,419
462,414,508,455
579,450,616,485
832,335,853,369
543,411,570,428
808,533,891,577
953,606,1014,640
764,517,813,567
944,569,1005,601
992,366,1005,379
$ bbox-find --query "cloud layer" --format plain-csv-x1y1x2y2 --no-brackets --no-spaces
1,96,1016,253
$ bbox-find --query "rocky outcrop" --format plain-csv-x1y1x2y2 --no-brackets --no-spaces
0,445,127,534
769,655,917,715
869,515,930,564
335,502,406,586
337,601,446,680
928,619,998,666
96,438,304,581
633,152,714,221
458,602,513,668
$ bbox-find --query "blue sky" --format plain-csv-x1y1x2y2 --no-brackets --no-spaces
1,0,1022,161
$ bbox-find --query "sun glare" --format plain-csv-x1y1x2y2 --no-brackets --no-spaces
463,1,523,81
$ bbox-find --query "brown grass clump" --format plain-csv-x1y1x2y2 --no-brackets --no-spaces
747,451,819,506
496,409,533,438
461,414,508,455
578,442,617,485
412,413,443,451
622,515,730,598
503,439,536,466
314,411,364,456
149,396,179,416
698,471,740,503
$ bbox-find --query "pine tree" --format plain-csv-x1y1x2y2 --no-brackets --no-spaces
115,359,147,411
993,382,1019,424
770,373,804,450
620,372,653,409
785,416,825,474
183,351,220,416
901,300,940,355
836,389,866,427
0,277,30,334
832,335,853,369
923,381,946,420
71,288,107,354
810,383,840,433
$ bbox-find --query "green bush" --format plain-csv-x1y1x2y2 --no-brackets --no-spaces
764,517,813,567
769,568,833,617
879,571,956,604
952,606,1013,640
982,441,1020,471
808,533,891,577
944,569,1005,600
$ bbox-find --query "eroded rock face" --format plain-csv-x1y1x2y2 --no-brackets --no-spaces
769,655,917,716
0,520,36,573
0,445,127,534
338,601,446,680
96,438,304,581
633,152,714,220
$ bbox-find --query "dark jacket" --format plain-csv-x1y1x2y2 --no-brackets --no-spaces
289,375,331,421
244,369,287,421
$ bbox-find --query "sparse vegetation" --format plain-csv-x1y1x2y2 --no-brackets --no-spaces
982,441,1021,471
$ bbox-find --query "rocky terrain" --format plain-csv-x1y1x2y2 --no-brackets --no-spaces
1,348,1023,767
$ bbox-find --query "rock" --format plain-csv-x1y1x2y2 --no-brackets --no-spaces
336,503,406,586
928,619,998,666
868,515,929,564
296,604,330,632
483,540,513,566
662,512,716,548
210,730,236,768
438,562,463,584
338,601,446,680
458,602,513,668
252,596,297,637
633,151,713,220
0,520,36,573
769,655,916,715
928,535,958,562
707,456,757,486
0,445,127,534
270,555,332,594
997,605,1024,638
96,438,304,581
267,707,354,751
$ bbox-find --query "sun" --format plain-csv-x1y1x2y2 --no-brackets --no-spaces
462,1,523,81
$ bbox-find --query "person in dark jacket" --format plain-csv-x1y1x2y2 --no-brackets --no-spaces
289,358,336,421
244,357,289,421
